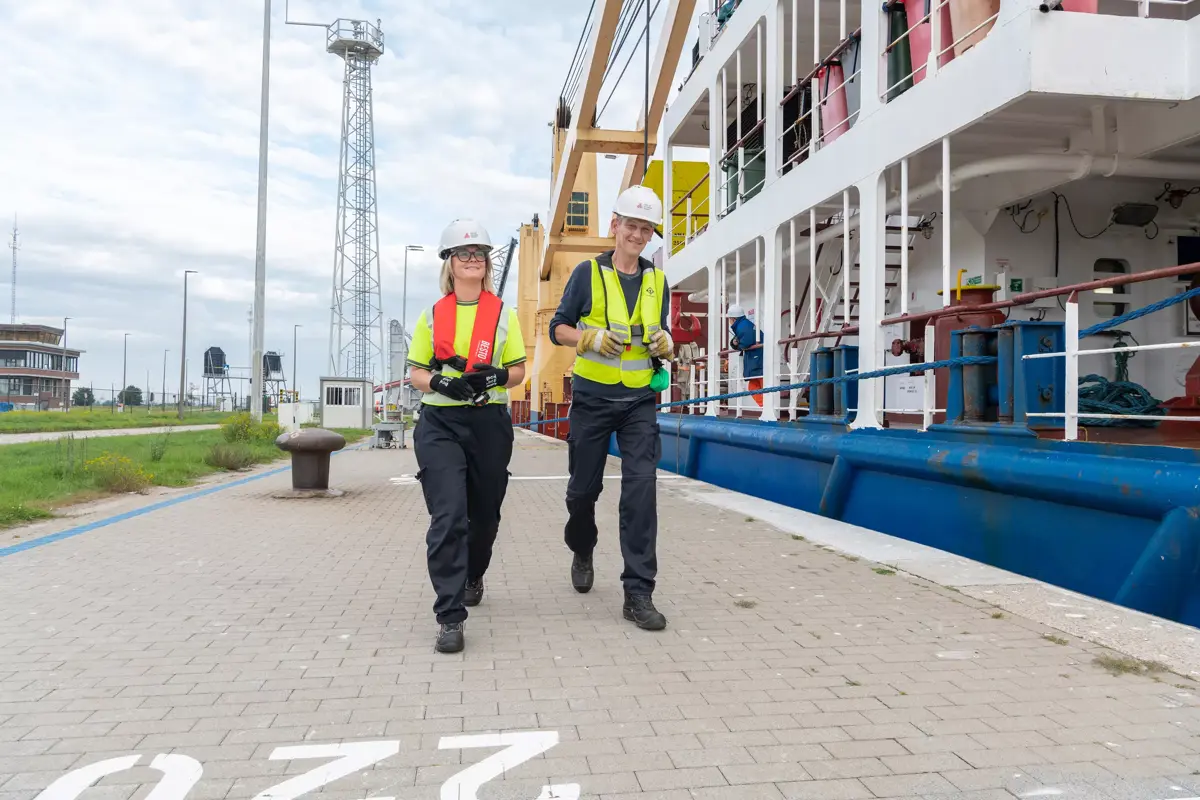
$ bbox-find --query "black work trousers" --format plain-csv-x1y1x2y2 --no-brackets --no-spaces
564,391,661,595
414,404,514,624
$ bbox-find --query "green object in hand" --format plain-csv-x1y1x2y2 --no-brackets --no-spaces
649,367,670,393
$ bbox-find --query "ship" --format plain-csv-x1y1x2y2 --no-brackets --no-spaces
509,0,1200,628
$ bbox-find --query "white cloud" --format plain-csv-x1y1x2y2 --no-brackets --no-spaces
0,0,696,400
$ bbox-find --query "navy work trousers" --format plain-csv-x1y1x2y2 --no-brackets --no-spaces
414,404,514,624
564,392,661,595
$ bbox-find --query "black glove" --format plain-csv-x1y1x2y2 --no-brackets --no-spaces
463,363,509,394
429,373,474,402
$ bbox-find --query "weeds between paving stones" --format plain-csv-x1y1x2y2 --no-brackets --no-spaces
1043,634,1069,646
873,567,896,576
1093,653,1169,677
734,599,758,609
991,611,1005,619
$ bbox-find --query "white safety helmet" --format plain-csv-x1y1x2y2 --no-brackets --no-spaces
437,218,493,260
727,303,745,318
613,185,663,227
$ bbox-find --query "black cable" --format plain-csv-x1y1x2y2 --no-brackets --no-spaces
604,0,644,82
643,0,650,180
597,0,661,123
560,0,597,99
1053,191,1109,239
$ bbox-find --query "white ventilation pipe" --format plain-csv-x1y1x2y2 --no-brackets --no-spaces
685,154,1200,303
795,154,1200,257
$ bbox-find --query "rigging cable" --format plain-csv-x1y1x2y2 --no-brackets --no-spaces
597,0,662,123
644,0,650,180
559,0,596,100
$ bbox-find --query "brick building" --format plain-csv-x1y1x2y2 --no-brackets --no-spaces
0,323,82,409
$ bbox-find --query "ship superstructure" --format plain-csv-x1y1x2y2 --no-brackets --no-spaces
514,0,1200,628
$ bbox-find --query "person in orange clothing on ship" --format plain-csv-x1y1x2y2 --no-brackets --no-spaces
406,218,527,654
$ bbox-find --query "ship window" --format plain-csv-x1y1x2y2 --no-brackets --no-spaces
1092,258,1129,318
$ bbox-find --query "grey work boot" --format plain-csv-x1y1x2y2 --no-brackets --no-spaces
623,592,667,630
571,552,594,593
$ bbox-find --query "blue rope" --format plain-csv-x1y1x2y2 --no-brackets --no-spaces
514,286,1200,430
1077,373,1162,427
1078,284,1200,338
514,355,996,429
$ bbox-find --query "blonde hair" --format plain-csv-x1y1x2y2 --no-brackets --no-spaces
439,255,495,296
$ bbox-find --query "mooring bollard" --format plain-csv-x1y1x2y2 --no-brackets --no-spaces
274,428,346,495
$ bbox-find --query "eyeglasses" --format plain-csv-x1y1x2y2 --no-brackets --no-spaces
451,247,489,263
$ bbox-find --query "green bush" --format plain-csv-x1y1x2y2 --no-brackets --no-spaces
85,453,153,494
149,430,171,462
221,413,281,444
204,443,259,471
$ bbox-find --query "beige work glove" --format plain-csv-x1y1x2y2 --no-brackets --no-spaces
578,329,623,358
648,329,674,359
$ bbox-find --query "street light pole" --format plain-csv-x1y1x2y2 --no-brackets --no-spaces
121,333,129,412
250,0,272,423
62,316,71,411
292,323,302,401
178,270,197,420
401,244,423,353
162,349,169,411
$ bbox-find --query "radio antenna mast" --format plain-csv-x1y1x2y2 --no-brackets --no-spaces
7,216,17,324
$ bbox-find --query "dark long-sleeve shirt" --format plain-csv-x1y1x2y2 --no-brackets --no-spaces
548,251,670,401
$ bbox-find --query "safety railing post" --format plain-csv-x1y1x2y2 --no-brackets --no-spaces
900,158,909,315
941,137,951,306
1065,293,1079,441
922,322,935,429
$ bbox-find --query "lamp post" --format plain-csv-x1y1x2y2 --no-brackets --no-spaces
121,333,129,412
292,323,302,402
178,270,197,419
162,349,169,411
250,0,272,423
401,245,424,351
62,316,71,411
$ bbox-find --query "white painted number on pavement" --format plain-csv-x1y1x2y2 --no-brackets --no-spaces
34,754,203,800
438,731,580,800
30,734,578,800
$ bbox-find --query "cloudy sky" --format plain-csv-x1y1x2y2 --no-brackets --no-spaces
0,0,699,402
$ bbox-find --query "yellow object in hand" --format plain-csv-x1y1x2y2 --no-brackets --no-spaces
648,329,674,359
578,329,623,358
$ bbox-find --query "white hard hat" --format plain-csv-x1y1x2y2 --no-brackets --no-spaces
727,303,745,318
613,185,663,227
438,218,493,259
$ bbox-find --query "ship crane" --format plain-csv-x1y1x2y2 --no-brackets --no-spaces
515,0,699,418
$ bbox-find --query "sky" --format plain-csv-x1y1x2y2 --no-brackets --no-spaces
0,0,701,403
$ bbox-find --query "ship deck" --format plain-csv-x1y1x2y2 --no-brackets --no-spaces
2,432,1199,800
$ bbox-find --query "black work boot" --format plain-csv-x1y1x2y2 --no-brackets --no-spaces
435,622,464,653
571,552,594,593
464,579,484,607
623,592,667,630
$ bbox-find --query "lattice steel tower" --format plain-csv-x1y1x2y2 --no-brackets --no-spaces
326,19,386,381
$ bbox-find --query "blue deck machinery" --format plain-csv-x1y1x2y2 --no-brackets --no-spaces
634,318,1200,628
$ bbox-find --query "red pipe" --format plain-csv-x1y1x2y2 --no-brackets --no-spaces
880,262,1200,328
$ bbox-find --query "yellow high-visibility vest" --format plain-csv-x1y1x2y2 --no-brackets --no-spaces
572,259,665,389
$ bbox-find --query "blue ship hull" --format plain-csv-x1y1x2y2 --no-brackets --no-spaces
614,414,1200,628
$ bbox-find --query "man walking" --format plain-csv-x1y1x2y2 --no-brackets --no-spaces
548,185,672,630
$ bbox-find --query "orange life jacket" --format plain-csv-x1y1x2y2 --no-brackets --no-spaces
431,291,503,372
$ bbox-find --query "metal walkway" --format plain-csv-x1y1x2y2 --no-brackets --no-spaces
2,433,1199,800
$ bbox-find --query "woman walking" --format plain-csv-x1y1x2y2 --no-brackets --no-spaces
405,218,527,653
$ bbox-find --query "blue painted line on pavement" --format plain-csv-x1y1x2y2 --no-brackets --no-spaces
0,444,365,559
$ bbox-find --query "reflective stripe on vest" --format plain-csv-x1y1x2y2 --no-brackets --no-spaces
572,259,665,389
421,300,511,407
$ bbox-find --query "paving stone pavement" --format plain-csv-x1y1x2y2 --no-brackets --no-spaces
1,432,1199,800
